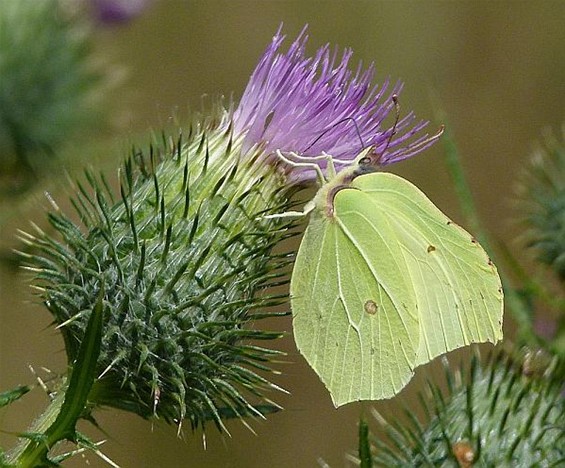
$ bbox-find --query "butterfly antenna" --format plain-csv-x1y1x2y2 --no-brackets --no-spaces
381,94,401,156
347,117,366,152
303,117,365,154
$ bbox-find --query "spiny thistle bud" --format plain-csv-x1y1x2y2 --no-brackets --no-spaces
21,27,438,430
515,127,565,281
364,349,564,466
0,0,103,183
22,116,298,429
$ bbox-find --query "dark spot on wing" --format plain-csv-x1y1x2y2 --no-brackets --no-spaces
364,300,378,315
427,245,436,253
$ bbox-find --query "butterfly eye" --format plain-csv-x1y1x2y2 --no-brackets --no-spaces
355,154,380,175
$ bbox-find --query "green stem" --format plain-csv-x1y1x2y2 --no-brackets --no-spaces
441,124,486,248
438,117,541,347
358,418,373,468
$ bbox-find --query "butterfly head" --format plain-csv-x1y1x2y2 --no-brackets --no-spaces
349,93,400,178
356,151,382,175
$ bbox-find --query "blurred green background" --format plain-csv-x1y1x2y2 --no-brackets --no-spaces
1,1,564,466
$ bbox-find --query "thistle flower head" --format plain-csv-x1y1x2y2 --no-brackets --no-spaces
233,26,441,182
90,0,151,23
23,116,298,429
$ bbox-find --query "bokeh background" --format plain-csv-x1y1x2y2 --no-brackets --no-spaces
1,1,564,466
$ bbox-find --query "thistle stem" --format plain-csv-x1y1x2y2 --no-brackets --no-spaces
358,418,373,468
439,119,541,347
441,124,485,247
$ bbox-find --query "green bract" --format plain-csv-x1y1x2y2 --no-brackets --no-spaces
290,150,504,406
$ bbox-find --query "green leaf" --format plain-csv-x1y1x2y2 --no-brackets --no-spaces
14,290,103,466
291,156,504,406
0,385,30,408
51,287,104,437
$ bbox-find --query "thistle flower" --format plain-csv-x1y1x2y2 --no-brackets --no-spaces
89,0,151,24
234,27,441,182
22,27,439,437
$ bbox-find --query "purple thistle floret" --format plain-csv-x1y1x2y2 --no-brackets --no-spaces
233,26,442,182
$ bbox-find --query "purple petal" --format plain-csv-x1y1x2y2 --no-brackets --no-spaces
233,26,441,182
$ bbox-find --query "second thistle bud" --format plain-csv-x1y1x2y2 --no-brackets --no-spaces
367,349,564,466
516,128,565,281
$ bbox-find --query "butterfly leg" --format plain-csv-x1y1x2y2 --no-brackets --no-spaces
277,150,351,183
283,151,351,166
260,200,315,220
274,150,327,185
